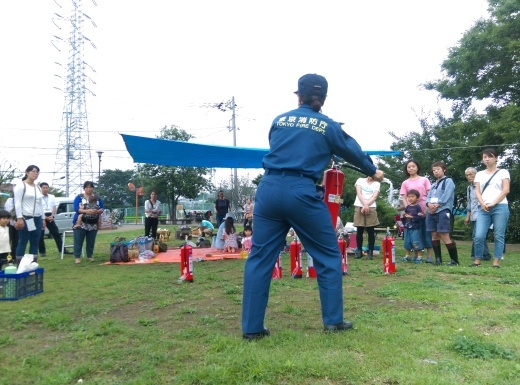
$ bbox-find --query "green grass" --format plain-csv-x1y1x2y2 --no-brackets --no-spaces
1,226,519,385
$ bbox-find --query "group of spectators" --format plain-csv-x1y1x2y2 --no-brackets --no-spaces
202,191,254,253
352,148,510,268
0,165,104,266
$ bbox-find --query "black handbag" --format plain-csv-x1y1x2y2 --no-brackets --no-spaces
110,238,130,263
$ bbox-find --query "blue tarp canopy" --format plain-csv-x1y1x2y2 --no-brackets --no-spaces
120,134,400,168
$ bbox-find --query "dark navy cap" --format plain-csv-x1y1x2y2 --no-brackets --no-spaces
295,73,328,97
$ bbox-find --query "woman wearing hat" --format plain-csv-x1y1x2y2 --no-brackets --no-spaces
241,73,384,340
72,181,104,263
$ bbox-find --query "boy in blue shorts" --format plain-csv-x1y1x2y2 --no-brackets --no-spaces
425,161,459,266
402,190,425,263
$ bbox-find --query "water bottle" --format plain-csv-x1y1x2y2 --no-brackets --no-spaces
4,263,17,274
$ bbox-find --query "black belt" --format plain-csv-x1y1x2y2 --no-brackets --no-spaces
265,169,314,181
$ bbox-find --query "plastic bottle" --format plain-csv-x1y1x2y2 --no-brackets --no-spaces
4,264,17,274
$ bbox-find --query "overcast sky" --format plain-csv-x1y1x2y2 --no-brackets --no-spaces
0,0,489,189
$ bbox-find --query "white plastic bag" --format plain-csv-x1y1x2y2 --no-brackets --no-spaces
17,254,39,273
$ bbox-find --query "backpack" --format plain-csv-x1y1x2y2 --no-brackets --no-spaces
110,237,130,263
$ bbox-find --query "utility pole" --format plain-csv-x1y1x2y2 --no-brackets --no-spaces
51,0,97,197
204,97,240,206
97,151,103,194
229,96,238,197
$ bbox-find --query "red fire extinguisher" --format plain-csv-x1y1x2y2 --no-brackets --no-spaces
272,251,283,279
322,166,345,228
338,235,348,276
306,250,317,278
290,237,302,279
179,237,194,282
382,228,396,274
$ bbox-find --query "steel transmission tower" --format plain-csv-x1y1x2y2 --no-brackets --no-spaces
51,0,97,197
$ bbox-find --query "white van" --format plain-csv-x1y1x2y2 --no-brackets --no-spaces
44,197,75,236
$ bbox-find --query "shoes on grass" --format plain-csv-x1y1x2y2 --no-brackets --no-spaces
243,328,270,341
324,321,354,332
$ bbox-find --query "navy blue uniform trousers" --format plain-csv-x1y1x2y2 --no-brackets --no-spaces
242,173,343,333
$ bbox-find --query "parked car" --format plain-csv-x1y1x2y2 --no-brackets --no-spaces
44,197,75,236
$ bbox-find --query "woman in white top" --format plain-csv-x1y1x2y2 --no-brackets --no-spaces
144,190,161,239
353,176,380,259
13,165,44,264
472,148,510,268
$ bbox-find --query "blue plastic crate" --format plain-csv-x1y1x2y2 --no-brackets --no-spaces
0,268,44,301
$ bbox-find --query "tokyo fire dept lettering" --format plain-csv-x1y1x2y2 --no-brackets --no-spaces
276,115,328,135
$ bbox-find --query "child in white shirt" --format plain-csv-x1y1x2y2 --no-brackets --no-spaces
0,209,12,267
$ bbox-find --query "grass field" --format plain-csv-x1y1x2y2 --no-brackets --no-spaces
1,225,518,385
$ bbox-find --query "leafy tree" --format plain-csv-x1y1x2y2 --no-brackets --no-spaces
138,126,213,219
251,174,263,187
48,186,65,197
386,0,520,241
425,0,520,105
0,159,22,207
0,159,21,188
99,169,137,209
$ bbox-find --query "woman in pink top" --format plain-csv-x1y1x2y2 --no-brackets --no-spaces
399,160,433,262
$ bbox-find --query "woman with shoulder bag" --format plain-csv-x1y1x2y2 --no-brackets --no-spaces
472,148,510,268
14,165,44,265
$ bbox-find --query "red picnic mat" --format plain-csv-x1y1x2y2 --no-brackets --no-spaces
103,247,245,265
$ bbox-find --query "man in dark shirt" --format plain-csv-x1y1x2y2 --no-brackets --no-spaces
214,190,231,227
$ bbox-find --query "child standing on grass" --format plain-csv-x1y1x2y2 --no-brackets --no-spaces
402,190,425,263
222,216,238,252
0,210,11,268
425,161,459,266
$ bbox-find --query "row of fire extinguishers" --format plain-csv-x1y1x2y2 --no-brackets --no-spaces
271,228,395,279
178,225,396,283
177,164,396,283
272,234,349,279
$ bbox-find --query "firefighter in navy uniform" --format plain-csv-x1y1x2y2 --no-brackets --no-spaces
241,74,385,340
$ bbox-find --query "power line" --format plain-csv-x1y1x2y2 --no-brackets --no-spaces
404,143,519,152
0,125,229,132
